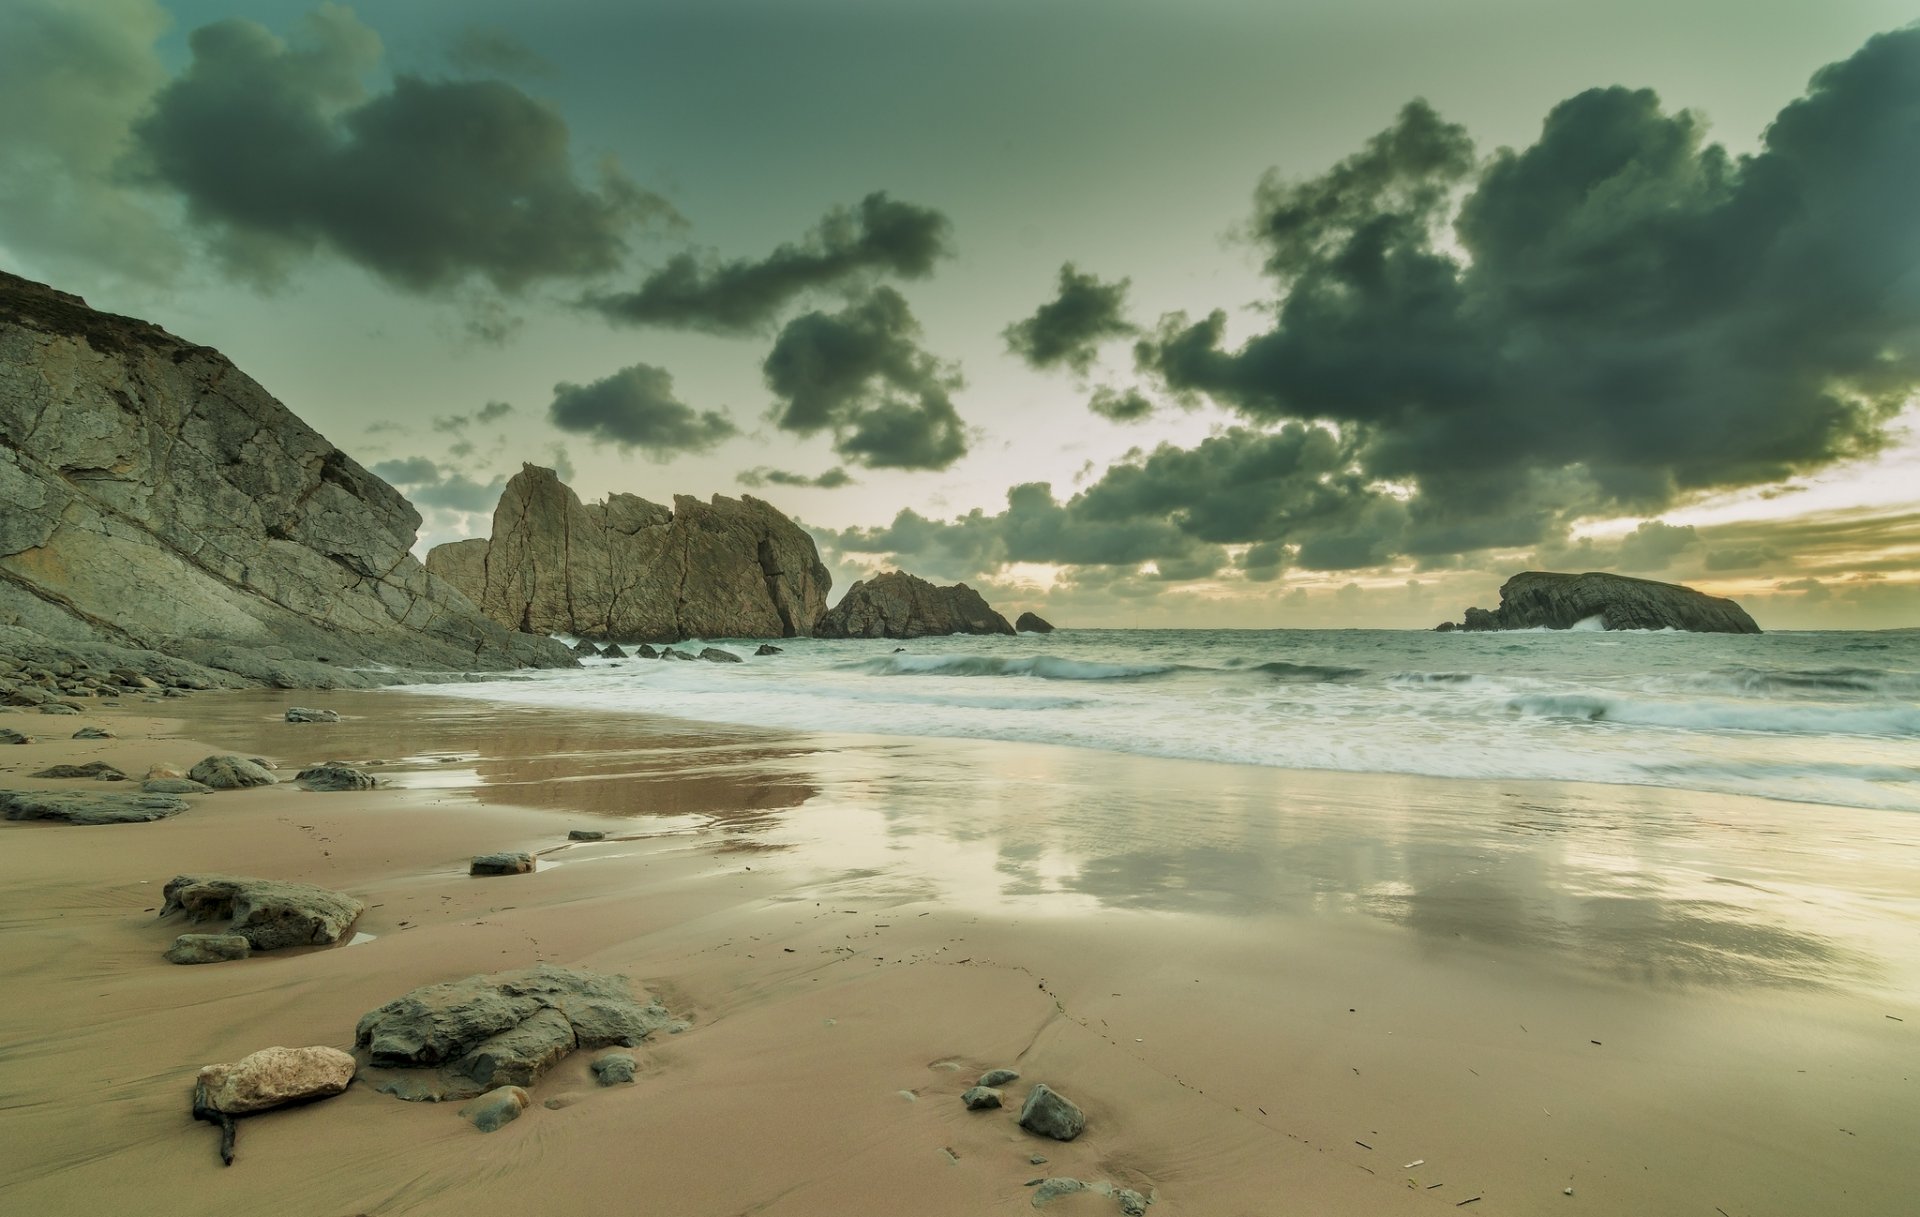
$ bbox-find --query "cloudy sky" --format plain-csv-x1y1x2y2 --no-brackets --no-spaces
5,0,1918,629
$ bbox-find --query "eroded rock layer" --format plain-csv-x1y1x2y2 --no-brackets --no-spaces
0,272,571,683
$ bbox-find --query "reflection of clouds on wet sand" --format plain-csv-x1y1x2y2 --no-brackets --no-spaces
194,689,1916,996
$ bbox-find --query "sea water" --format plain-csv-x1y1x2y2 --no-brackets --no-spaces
408,627,1920,812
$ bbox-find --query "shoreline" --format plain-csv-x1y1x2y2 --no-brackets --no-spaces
2,688,1916,1215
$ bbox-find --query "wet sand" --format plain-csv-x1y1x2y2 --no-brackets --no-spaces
1,690,1916,1216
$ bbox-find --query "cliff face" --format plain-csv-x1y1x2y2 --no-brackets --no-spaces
0,272,571,683
814,571,1015,639
1444,571,1762,633
426,464,832,642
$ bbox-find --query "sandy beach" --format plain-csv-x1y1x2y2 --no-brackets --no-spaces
2,689,1916,1217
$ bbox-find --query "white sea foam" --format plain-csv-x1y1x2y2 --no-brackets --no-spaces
405,627,1920,813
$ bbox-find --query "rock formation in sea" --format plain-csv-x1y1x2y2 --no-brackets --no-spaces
425,464,832,643
1438,571,1762,633
1015,611,1055,633
0,271,572,686
813,570,1016,639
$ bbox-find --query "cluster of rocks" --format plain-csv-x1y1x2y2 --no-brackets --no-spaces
187,966,677,1162
815,571,1017,639
954,1069,1149,1212
1,640,225,711
1437,571,1762,633
574,640,751,663
353,965,680,1115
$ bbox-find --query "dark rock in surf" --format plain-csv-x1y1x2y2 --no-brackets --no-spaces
1440,571,1761,633
1014,612,1055,634
814,571,1015,639
284,707,340,723
600,643,628,659
755,643,782,655
697,647,742,663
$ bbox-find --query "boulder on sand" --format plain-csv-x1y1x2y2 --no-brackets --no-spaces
353,964,678,1102
30,761,126,780
294,762,376,791
166,933,251,964
459,1085,531,1132
188,755,277,789
1018,1083,1087,1141
1,789,187,825
161,874,364,951
471,852,534,876
191,1045,356,1164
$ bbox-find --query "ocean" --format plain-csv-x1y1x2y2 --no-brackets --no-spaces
409,627,1920,813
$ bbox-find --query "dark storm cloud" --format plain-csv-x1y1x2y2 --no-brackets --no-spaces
587,193,953,334
476,401,515,424
1004,264,1136,373
820,424,1401,581
548,364,738,458
369,456,443,485
762,287,969,470
1087,386,1157,423
737,467,855,489
1137,30,1920,521
131,7,674,291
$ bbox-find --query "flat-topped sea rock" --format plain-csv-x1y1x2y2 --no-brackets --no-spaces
354,964,676,1102
161,874,364,950
471,852,534,876
1440,571,1761,633
814,570,1016,639
2,789,187,825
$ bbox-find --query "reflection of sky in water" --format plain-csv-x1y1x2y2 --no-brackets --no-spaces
191,691,1919,997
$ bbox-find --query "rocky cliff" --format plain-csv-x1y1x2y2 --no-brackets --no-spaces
814,571,1015,639
426,465,831,642
1440,571,1762,633
0,271,572,685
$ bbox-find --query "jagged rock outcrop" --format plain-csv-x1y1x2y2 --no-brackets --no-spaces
813,571,1015,639
1442,571,1762,633
426,465,831,643
0,272,572,685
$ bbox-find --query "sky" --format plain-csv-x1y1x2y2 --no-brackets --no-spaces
3,0,1918,629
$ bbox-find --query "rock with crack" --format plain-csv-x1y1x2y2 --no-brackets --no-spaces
425,464,833,644
161,874,364,951
961,1085,1002,1110
72,726,114,739
354,965,677,1102
191,1045,356,1165
284,707,340,723
591,1052,638,1085
2,789,187,824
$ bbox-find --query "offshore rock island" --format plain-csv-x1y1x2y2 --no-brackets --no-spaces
1439,571,1763,633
